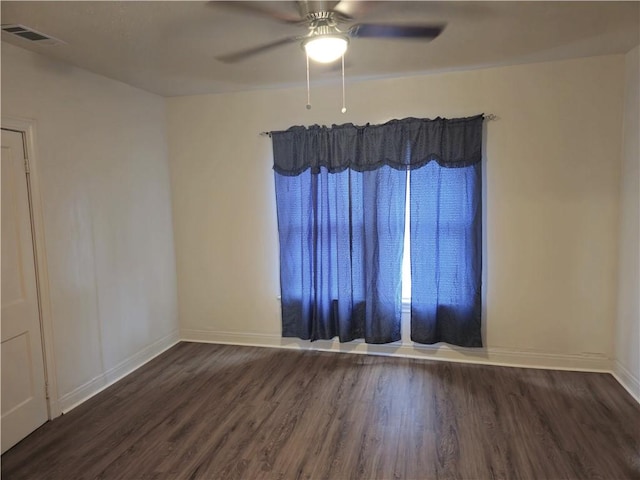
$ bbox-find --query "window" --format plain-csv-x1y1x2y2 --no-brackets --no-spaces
401,171,412,304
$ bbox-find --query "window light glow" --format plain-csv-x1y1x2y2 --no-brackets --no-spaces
303,36,348,63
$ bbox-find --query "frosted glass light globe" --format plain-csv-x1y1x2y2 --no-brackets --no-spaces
303,36,348,63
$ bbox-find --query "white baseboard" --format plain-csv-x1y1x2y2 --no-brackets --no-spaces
180,329,612,373
613,360,640,404
58,329,180,413
53,328,637,414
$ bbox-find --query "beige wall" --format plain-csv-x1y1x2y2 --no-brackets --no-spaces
168,54,625,370
2,40,632,413
1,43,179,412
615,45,640,399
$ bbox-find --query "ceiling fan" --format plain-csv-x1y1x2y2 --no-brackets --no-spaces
214,0,446,64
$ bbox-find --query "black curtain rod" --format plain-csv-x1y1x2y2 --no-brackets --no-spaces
259,114,498,137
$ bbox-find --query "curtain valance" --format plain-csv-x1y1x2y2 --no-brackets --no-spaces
271,114,484,176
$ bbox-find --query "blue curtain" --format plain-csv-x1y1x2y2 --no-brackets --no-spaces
274,166,406,343
410,162,482,346
271,115,483,346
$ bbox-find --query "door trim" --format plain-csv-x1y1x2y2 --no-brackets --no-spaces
2,116,60,419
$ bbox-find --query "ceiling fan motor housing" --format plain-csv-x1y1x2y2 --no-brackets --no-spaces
311,23,343,37
305,11,347,42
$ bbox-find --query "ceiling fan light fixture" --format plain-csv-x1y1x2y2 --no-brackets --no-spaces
303,35,348,63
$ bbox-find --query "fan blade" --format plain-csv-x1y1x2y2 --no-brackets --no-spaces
211,1,302,24
349,23,445,39
333,1,376,20
297,0,341,17
295,1,353,21
216,37,300,63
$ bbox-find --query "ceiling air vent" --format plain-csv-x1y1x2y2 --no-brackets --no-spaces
1,24,65,46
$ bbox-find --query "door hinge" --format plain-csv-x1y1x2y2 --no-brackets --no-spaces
24,158,30,174
45,382,50,400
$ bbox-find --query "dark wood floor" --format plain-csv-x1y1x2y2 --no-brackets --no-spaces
3,342,639,480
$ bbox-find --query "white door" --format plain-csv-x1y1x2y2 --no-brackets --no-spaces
1,128,48,454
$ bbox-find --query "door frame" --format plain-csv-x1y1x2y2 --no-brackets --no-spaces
2,116,60,419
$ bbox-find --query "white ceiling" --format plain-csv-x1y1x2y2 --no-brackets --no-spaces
1,1,639,97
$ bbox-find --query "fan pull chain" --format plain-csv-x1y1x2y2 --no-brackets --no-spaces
306,53,311,110
341,54,347,114
304,53,346,113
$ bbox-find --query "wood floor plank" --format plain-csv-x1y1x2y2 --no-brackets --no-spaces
2,342,639,480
